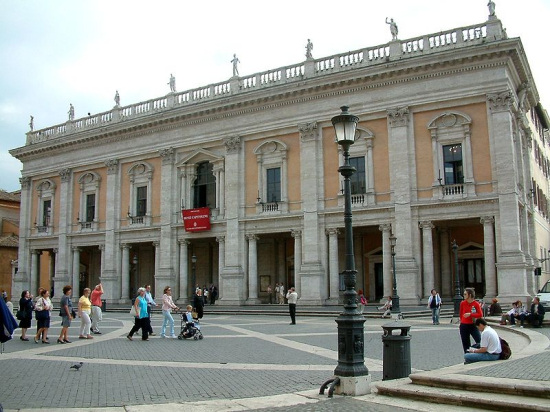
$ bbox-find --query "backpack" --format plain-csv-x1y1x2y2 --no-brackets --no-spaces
499,337,511,360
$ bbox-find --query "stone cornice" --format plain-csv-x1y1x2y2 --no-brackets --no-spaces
11,47,522,162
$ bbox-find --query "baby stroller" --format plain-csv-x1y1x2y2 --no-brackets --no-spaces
178,312,203,340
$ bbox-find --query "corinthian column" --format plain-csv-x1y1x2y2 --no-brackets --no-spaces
291,230,302,293
379,224,392,299
420,221,435,298
246,234,259,303
481,216,497,297
326,228,340,302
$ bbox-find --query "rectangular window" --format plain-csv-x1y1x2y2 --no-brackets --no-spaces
136,186,147,216
443,144,464,184
349,157,366,194
42,199,51,226
266,167,281,202
85,194,95,222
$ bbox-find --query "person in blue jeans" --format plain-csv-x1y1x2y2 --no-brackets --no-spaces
427,289,442,325
161,286,179,338
464,318,502,364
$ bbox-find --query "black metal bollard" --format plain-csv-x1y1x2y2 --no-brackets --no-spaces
382,321,411,380
101,299,106,312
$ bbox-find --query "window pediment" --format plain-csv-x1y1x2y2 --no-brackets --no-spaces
428,112,471,131
177,149,224,166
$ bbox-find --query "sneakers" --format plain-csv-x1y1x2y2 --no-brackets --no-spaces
127,335,133,341
160,334,166,338
169,335,178,339
149,333,156,336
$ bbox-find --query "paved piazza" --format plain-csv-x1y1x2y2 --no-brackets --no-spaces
1,313,472,410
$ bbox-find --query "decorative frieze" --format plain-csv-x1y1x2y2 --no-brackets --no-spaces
387,107,409,127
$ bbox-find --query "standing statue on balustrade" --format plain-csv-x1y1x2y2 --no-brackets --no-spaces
114,90,120,106
168,74,176,93
305,39,313,59
29,115,34,131
68,104,75,121
386,17,398,41
487,0,496,17
231,54,240,77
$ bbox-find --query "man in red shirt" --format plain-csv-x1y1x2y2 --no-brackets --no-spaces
459,287,483,353
90,283,104,334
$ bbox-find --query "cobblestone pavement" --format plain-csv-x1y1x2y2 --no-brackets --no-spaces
0,313,535,410
465,350,550,381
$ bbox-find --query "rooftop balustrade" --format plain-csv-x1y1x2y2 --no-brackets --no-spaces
24,21,497,146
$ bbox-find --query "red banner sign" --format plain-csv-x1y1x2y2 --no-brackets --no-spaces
182,207,211,232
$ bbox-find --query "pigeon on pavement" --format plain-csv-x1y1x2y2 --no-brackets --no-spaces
70,362,84,371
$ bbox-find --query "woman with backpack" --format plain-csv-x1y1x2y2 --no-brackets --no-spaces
427,289,442,325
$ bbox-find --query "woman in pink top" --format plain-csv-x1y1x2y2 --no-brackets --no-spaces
161,286,179,338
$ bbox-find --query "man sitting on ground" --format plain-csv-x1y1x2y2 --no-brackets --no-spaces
464,318,502,364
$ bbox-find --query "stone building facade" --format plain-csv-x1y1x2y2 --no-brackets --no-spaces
10,15,550,305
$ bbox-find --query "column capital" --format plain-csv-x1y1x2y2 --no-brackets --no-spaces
487,91,512,113
105,159,119,174
20,176,31,190
291,229,302,238
419,220,434,230
387,106,409,127
246,234,259,241
52,248,58,254
31,249,42,255
72,246,81,252
224,135,241,154
153,241,160,248
325,228,340,236
298,122,319,142
98,244,105,251
379,223,392,233
59,168,71,182
121,243,131,250
215,236,225,244
480,216,495,225
159,147,175,164
178,239,190,246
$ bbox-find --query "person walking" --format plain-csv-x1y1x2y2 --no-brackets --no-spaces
427,289,442,325
464,318,502,364
127,287,150,341
279,284,285,305
144,284,157,336
459,288,482,353
357,289,367,314
378,296,392,318
34,289,52,344
193,289,204,321
18,290,34,341
286,287,298,325
267,285,273,304
58,285,74,344
161,286,178,338
90,283,104,334
78,288,93,339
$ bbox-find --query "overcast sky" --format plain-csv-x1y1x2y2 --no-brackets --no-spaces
1,0,549,192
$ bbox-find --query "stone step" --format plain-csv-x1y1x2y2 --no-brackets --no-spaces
375,378,550,412
410,372,550,399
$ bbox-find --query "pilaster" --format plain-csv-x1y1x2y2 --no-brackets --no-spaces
102,159,120,301
246,234,260,304
419,221,435,299
326,228,340,304
379,224,392,299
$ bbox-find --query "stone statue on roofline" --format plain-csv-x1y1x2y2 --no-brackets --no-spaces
487,0,496,17
29,115,34,131
114,90,120,107
517,82,530,112
305,39,313,60
68,103,75,121
386,17,398,41
168,74,176,93
231,54,240,77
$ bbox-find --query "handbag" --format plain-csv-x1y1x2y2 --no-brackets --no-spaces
16,309,26,320
129,306,141,317
36,310,49,321
191,310,198,319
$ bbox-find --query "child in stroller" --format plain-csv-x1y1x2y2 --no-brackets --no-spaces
178,305,203,340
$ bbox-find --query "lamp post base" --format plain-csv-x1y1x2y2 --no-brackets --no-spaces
333,375,371,396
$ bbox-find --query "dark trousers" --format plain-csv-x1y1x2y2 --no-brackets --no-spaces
459,323,481,353
129,317,150,340
289,303,296,324
524,313,544,327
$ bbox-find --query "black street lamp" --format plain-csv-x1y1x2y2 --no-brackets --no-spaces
389,233,401,318
452,240,461,318
321,106,369,396
191,254,197,299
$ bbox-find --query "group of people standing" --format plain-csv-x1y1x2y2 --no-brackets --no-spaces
14,283,105,344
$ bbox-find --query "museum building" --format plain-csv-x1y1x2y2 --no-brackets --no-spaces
9,11,550,306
